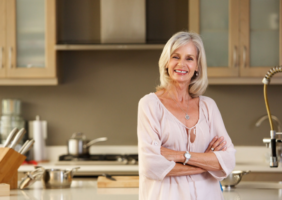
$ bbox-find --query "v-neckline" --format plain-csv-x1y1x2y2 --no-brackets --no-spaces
151,93,201,129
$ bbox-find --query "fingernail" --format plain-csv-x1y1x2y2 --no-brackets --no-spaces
215,136,218,139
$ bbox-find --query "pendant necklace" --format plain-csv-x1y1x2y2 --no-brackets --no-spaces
170,95,190,120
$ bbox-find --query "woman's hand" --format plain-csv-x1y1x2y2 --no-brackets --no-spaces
205,136,227,153
161,146,184,163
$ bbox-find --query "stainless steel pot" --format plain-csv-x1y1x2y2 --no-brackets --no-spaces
67,133,107,156
38,167,80,189
221,170,250,190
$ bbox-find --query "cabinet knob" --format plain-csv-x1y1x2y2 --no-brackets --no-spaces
233,46,238,68
0,47,3,69
243,46,247,68
9,47,13,69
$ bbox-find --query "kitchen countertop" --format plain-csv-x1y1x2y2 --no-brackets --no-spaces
5,180,282,200
19,163,139,176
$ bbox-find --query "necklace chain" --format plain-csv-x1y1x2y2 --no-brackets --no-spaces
170,95,190,120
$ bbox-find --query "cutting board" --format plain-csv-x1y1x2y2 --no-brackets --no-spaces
97,176,139,188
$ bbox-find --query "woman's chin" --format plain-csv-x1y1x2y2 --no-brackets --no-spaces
171,78,191,85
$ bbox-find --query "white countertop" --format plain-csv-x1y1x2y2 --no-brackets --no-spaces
19,163,139,176
4,180,282,200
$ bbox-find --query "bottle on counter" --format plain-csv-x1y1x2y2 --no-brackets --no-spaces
0,99,25,148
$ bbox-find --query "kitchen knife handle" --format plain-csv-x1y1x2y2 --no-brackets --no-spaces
9,128,26,149
18,140,30,153
3,128,18,147
20,139,35,155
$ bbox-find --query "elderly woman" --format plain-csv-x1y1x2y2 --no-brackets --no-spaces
137,32,236,200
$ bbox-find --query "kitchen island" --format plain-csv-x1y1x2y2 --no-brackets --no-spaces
6,180,282,200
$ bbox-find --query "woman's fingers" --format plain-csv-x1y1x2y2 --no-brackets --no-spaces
214,140,226,151
205,136,218,152
209,136,218,147
208,136,227,152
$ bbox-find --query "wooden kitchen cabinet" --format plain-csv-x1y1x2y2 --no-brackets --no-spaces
189,0,282,84
0,0,57,85
56,0,188,50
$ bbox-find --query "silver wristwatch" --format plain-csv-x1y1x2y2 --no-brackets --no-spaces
183,151,191,165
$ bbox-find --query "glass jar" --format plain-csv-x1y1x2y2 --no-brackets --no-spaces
0,99,26,147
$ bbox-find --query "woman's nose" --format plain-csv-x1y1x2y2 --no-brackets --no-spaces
178,61,184,67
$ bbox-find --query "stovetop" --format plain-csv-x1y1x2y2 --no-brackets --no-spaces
56,154,138,165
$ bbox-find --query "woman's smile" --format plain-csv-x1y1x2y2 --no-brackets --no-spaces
174,69,188,75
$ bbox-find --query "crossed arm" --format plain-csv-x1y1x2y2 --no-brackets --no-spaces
162,136,227,177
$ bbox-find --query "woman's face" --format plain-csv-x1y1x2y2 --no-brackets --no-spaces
167,42,198,84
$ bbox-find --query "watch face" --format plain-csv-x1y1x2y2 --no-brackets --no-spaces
185,152,191,159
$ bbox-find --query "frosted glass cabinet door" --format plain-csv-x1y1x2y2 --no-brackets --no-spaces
189,0,239,77
200,0,229,67
250,0,279,67
6,0,56,79
16,0,45,68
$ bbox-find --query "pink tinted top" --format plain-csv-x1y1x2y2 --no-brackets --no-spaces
137,93,236,200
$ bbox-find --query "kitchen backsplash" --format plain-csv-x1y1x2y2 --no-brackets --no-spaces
0,51,280,146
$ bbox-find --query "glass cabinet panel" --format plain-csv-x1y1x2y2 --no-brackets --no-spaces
16,0,45,68
250,0,279,67
200,0,229,67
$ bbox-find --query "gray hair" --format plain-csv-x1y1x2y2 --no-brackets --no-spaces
156,31,208,98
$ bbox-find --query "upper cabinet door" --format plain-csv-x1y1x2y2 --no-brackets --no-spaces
189,0,240,77
240,0,282,77
6,0,56,78
0,0,6,78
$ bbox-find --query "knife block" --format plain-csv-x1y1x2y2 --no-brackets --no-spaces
0,147,26,189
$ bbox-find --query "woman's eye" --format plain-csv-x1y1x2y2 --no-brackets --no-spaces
172,56,179,59
187,57,193,60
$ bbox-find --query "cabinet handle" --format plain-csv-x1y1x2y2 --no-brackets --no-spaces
243,46,247,68
233,46,238,68
9,47,12,68
0,47,3,69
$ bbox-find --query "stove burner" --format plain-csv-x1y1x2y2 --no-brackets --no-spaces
58,154,138,165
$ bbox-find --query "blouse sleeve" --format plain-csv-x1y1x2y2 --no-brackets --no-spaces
207,99,236,181
137,96,176,181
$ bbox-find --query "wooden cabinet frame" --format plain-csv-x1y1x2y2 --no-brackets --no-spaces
189,0,240,78
0,0,58,85
189,0,282,84
239,0,282,77
6,0,56,78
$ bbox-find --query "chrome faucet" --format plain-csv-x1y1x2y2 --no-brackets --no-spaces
258,115,282,150
262,66,282,168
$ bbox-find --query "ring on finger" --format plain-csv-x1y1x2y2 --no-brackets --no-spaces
211,147,215,151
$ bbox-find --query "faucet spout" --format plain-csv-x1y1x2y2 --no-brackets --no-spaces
262,66,282,168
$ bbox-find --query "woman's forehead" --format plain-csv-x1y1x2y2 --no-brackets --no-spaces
172,42,198,56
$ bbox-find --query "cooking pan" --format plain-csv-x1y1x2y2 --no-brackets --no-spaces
67,133,107,156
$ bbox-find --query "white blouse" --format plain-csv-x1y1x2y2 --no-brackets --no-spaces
137,93,236,200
